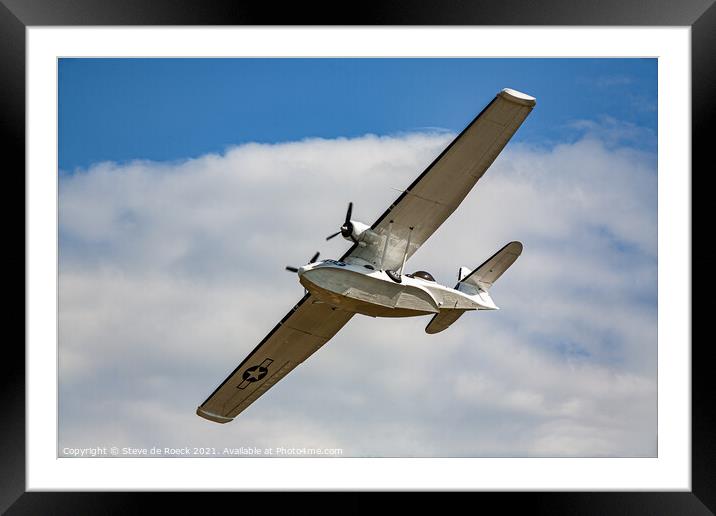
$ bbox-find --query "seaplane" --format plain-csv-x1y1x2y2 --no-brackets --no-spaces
197,88,536,423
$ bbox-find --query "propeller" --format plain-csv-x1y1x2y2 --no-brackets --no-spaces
285,251,320,273
326,202,355,242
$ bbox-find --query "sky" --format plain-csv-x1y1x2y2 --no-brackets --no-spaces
58,58,657,457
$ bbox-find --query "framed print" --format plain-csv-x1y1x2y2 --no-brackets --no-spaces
4,0,712,513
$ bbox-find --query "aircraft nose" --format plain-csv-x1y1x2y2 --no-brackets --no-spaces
297,265,308,275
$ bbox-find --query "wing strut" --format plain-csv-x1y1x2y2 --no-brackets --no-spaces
397,226,415,275
379,219,394,271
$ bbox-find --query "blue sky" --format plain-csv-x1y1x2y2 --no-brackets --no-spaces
59,58,657,172
58,58,657,457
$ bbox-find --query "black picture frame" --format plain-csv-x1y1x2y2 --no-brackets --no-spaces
4,0,710,513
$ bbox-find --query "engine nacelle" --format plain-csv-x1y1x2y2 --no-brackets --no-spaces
326,203,378,247
345,220,371,243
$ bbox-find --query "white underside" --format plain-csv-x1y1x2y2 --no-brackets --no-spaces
298,261,497,318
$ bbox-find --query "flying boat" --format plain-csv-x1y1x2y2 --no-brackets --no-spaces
197,88,536,423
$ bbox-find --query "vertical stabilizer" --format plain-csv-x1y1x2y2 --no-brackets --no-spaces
459,241,522,292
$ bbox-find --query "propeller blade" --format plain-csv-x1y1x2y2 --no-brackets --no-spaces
326,231,341,241
285,266,299,273
309,251,320,263
344,202,353,224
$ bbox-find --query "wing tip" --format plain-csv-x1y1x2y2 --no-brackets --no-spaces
499,88,537,107
196,406,234,424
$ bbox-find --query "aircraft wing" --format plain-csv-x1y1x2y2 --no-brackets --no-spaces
197,294,354,423
342,88,536,271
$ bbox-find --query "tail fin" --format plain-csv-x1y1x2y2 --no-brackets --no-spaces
458,241,523,292
425,242,522,334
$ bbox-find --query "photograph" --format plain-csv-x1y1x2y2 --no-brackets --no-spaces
57,57,658,459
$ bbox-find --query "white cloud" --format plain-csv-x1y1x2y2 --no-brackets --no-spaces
567,116,657,150
59,126,657,457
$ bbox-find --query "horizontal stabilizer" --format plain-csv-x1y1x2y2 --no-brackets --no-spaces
460,241,523,291
425,309,468,334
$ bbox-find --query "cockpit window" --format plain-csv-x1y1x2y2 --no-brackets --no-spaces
411,270,436,282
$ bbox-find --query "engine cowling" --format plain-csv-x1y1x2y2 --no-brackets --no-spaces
344,220,370,243
326,203,375,246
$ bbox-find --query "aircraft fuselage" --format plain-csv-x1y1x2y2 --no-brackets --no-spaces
298,259,497,318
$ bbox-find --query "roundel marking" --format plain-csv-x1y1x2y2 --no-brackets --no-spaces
242,365,269,382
